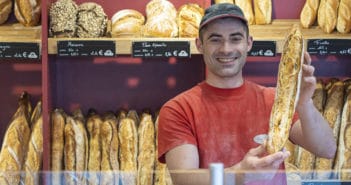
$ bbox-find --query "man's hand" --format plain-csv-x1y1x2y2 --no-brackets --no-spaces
229,144,290,184
297,52,316,109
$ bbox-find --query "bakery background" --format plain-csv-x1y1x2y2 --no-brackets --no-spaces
0,0,350,184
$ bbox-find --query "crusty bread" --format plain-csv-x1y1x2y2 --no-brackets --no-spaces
318,0,339,33
76,2,108,38
50,109,66,185
0,0,12,25
0,92,31,185
87,111,103,185
215,0,234,4
315,79,344,179
137,113,156,185
100,112,119,185
267,24,303,154
23,115,43,185
64,117,76,185
143,0,178,37
253,0,272,24
119,117,138,185
236,0,255,25
49,0,78,38
336,0,351,33
111,9,145,38
14,0,41,26
177,3,204,38
334,82,351,180
300,0,320,28
72,109,89,185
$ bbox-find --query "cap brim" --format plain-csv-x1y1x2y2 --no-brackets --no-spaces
199,14,248,30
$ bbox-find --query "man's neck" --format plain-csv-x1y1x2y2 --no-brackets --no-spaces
206,76,244,89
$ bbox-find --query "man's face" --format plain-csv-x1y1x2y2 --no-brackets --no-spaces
196,18,253,81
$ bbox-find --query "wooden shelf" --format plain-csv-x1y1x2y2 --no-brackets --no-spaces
0,23,41,43
46,19,350,55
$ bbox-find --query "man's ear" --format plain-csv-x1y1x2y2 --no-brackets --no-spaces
195,38,203,54
247,36,253,52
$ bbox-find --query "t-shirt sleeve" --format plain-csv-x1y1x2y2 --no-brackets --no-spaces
157,100,197,163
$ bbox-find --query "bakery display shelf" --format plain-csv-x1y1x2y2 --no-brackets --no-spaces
48,37,199,55
0,23,41,43
47,19,351,55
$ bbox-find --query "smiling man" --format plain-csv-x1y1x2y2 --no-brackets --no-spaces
158,3,336,185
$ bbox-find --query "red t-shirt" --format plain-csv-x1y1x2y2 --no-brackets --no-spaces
158,80,298,185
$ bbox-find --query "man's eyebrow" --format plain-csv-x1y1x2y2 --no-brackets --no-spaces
206,33,222,40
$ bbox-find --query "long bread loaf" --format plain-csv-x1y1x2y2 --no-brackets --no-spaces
267,25,303,154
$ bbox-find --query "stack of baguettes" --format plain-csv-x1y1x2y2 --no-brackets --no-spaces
0,92,43,185
142,0,178,37
314,78,345,180
177,3,204,38
50,108,173,185
214,0,271,25
111,9,145,38
300,0,351,33
334,79,351,180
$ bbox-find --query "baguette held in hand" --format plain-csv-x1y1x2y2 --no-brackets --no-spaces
267,24,304,154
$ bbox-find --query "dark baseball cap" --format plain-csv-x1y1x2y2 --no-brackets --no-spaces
199,3,248,30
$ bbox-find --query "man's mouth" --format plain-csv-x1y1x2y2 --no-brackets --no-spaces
217,57,237,63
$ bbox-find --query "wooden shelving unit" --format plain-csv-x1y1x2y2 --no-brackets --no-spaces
47,19,351,55
0,23,41,43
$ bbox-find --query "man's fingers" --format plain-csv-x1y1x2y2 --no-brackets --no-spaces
248,144,266,156
304,52,312,65
255,151,290,168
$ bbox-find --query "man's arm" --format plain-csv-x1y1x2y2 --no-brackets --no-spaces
289,52,336,159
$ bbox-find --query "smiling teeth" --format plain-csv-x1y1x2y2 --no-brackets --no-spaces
218,58,234,62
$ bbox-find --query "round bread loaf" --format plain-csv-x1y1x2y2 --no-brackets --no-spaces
111,9,145,37
49,0,78,38
76,2,108,38
0,0,12,25
14,0,41,26
177,3,204,37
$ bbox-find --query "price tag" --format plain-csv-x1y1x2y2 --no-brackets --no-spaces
57,40,115,57
248,41,276,57
0,42,40,60
307,39,351,55
132,41,190,58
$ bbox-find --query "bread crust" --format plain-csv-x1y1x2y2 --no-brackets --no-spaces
254,0,272,24
14,0,41,26
0,0,12,25
300,0,320,28
267,25,303,154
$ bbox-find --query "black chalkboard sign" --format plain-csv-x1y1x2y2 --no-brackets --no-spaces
57,40,115,57
248,41,276,57
132,41,190,58
307,39,351,55
302,180,342,185
0,42,40,60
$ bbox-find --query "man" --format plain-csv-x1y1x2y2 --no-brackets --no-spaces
158,3,336,185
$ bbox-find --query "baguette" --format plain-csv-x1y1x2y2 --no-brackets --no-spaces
14,0,41,26
72,109,89,185
87,110,102,185
315,79,344,179
23,115,43,185
337,0,351,33
334,82,351,180
63,117,76,185
267,25,303,154
100,112,119,185
119,117,138,185
137,113,156,185
235,0,255,25
300,0,320,28
317,0,339,33
50,109,66,185
0,92,31,185
0,0,12,24
253,0,272,24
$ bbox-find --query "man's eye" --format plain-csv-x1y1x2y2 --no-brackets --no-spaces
231,37,242,42
209,38,221,43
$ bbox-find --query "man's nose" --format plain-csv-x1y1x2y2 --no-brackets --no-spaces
219,41,232,53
